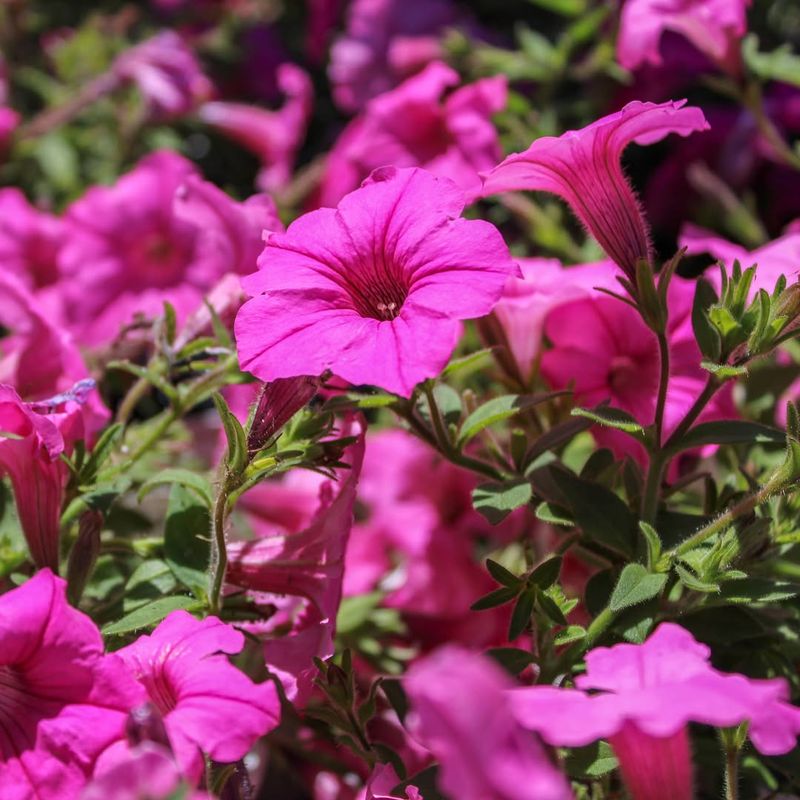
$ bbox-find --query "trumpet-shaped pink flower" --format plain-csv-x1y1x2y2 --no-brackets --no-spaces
199,64,313,192
482,100,709,281
115,611,280,782
59,151,276,344
318,62,506,207
618,0,750,72
0,188,62,290
0,383,91,570
235,166,517,397
113,31,212,118
0,569,143,799
488,258,619,386
404,647,572,800
512,623,800,799
227,418,365,704
329,0,464,111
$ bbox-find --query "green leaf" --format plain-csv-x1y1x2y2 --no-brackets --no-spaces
700,360,748,379
671,420,784,452
609,564,667,613
486,559,521,588
675,564,720,593
743,34,800,89
487,647,535,675
458,393,564,447
639,522,663,571
528,556,562,589
525,416,592,469
443,347,497,377
80,423,124,482
102,595,201,636
717,578,800,604
509,590,536,639
534,502,574,526
212,393,247,474
337,592,383,634
138,468,214,508
472,479,532,524
418,384,462,428
692,279,722,360
554,625,586,646
164,485,211,599
526,0,586,16
571,406,645,436
471,586,518,611
537,591,568,625
566,741,618,779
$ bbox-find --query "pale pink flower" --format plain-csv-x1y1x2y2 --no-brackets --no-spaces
329,0,464,111
0,569,144,799
482,100,709,282
59,151,275,345
115,611,280,782
404,647,572,800
199,63,313,192
235,166,517,397
618,0,750,72
512,623,800,799
0,188,62,290
318,61,506,207
113,31,212,118
0,383,91,570
488,258,619,386
226,418,365,704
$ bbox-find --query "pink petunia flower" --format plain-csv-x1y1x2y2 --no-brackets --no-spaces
112,31,212,118
235,166,518,397
226,417,365,704
404,646,572,800
618,0,750,73
487,258,620,386
114,611,280,782
0,382,92,570
0,188,62,290
511,623,800,799
318,61,507,207
58,151,276,345
0,569,144,799
329,0,465,112
540,277,735,463
199,63,313,192
364,763,423,800
481,100,709,283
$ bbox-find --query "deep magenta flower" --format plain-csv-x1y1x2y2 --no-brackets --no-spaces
618,0,750,72
482,100,709,282
404,646,572,800
329,0,464,111
235,166,517,397
0,383,89,570
112,31,212,118
512,623,800,799
115,611,280,782
318,61,506,207
59,151,275,344
199,64,313,192
0,569,143,799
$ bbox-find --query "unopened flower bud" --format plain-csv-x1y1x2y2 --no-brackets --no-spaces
66,509,103,606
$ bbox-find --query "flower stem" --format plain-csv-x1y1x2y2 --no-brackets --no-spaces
724,745,739,800
208,475,231,616
663,377,721,451
654,332,670,448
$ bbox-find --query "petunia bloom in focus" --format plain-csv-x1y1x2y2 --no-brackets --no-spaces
235,166,518,397
512,623,800,800
114,611,280,782
482,100,709,283
404,646,572,800
318,61,507,206
0,569,143,799
618,0,750,73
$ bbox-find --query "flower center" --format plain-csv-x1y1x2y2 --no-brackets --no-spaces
344,260,410,321
608,355,639,394
143,666,179,715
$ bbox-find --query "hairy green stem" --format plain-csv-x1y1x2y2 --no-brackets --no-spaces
654,332,671,447
724,746,739,800
208,477,231,616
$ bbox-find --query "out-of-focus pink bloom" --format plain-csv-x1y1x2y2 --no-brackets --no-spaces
618,0,750,72
404,647,572,800
329,0,464,112
113,31,212,118
307,0,344,63
364,764,423,800
226,418,365,704
482,100,709,282
0,383,92,570
200,63,313,192
512,623,800,799
489,258,619,386
115,611,280,782
0,569,144,799
59,151,275,345
681,224,800,292
540,278,735,460
83,743,210,800
236,166,517,397
0,189,62,290
318,62,506,206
